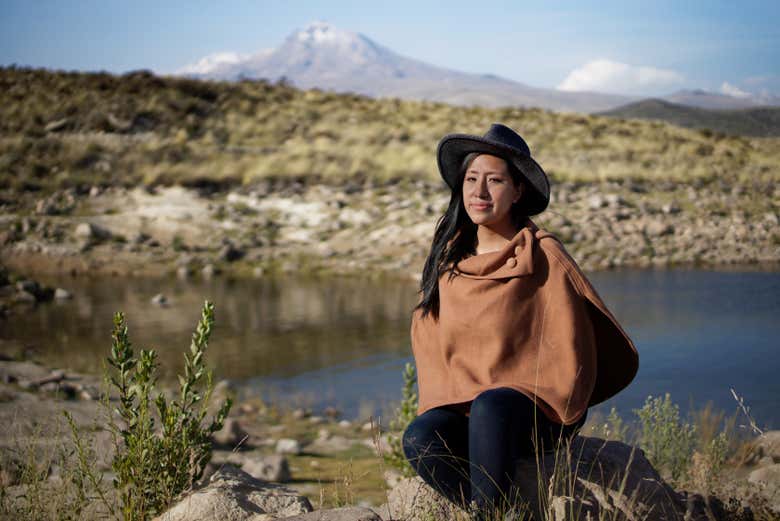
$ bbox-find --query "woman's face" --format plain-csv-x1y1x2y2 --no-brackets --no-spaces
461,154,523,228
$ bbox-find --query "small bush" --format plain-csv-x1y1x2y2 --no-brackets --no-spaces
383,362,418,477
633,393,697,483
107,300,232,520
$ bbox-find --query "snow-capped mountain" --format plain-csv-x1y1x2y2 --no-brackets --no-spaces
177,21,777,113
177,21,634,113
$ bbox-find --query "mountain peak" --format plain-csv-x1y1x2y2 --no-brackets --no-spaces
294,20,355,46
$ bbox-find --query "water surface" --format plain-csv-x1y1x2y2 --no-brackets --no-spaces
2,267,778,429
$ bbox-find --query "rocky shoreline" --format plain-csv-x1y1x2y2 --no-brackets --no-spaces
0,178,778,282
1,358,779,519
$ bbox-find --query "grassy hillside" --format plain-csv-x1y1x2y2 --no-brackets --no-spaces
1,66,778,193
596,98,780,137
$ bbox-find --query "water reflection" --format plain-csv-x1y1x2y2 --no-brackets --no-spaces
2,268,778,428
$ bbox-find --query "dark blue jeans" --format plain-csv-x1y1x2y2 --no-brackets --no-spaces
402,387,587,515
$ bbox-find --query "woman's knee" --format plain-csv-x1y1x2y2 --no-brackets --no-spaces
470,387,534,422
402,418,426,460
402,407,465,462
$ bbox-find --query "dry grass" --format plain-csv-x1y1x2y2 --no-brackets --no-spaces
1,66,779,195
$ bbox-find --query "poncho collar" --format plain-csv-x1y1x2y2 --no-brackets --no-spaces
452,218,543,279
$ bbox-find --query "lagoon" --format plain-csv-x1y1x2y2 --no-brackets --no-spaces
2,267,778,429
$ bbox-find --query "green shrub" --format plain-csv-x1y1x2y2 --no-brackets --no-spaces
633,393,697,483
107,300,232,520
383,362,418,477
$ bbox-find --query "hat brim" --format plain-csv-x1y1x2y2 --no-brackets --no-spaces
437,134,551,215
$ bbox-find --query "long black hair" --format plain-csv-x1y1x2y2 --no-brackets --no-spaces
413,152,530,320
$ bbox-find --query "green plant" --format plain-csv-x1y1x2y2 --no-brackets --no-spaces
0,415,110,521
383,362,418,477
590,406,630,442
633,393,697,483
107,300,232,520
170,234,186,251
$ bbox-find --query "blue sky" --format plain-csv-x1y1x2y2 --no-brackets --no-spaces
1,0,778,97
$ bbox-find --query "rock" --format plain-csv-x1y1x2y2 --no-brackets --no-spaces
748,430,780,464
35,199,57,215
662,202,681,214
383,469,402,488
387,475,465,521
516,436,683,521
212,418,249,448
281,506,382,520
15,280,38,294
292,408,310,420
323,406,341,419
45,118,70,132
276,438,302,455
202,263,218,279
604,193,624,207
54,288,72,300
587,195,606,209
748,463,780,514
74,222,112,243
388,436,690,521
152,465,312,521
218,242,245,263
308,431,354,454
644,220,674,237
150,293,168,306
361,434,391,456
241,454,291,482
131,232,150,244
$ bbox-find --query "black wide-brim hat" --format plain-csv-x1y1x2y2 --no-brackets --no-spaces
437,123,550,215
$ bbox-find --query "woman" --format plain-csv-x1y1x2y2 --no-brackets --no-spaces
403,123,639,519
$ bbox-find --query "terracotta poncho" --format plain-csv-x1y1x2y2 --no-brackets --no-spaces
410,218,639,425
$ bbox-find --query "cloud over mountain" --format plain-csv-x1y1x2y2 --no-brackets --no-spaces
557,59,685,97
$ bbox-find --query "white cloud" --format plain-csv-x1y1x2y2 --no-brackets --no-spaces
556,58,684,96
177,51,251,75
719,81,751,99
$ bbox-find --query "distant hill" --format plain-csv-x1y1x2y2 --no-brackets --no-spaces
663,89,780,110
596,98,780,137
1,66,778,195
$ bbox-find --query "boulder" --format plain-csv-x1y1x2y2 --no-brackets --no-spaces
276,438,302,455
74,222,112,243
747,430,780,464
280,506,382,520
241,454,291,483
212,418,249,449
387,436,691,521
153,465,312,521
748,463,780,514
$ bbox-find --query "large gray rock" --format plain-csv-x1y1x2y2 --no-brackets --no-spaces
280,506,382,520
747,430,780,465
242,454,291,483
153,465,312,521
212,418,250,448
74,222,112,243
748,463,780,514
387,436,689,521
386,475,466,521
